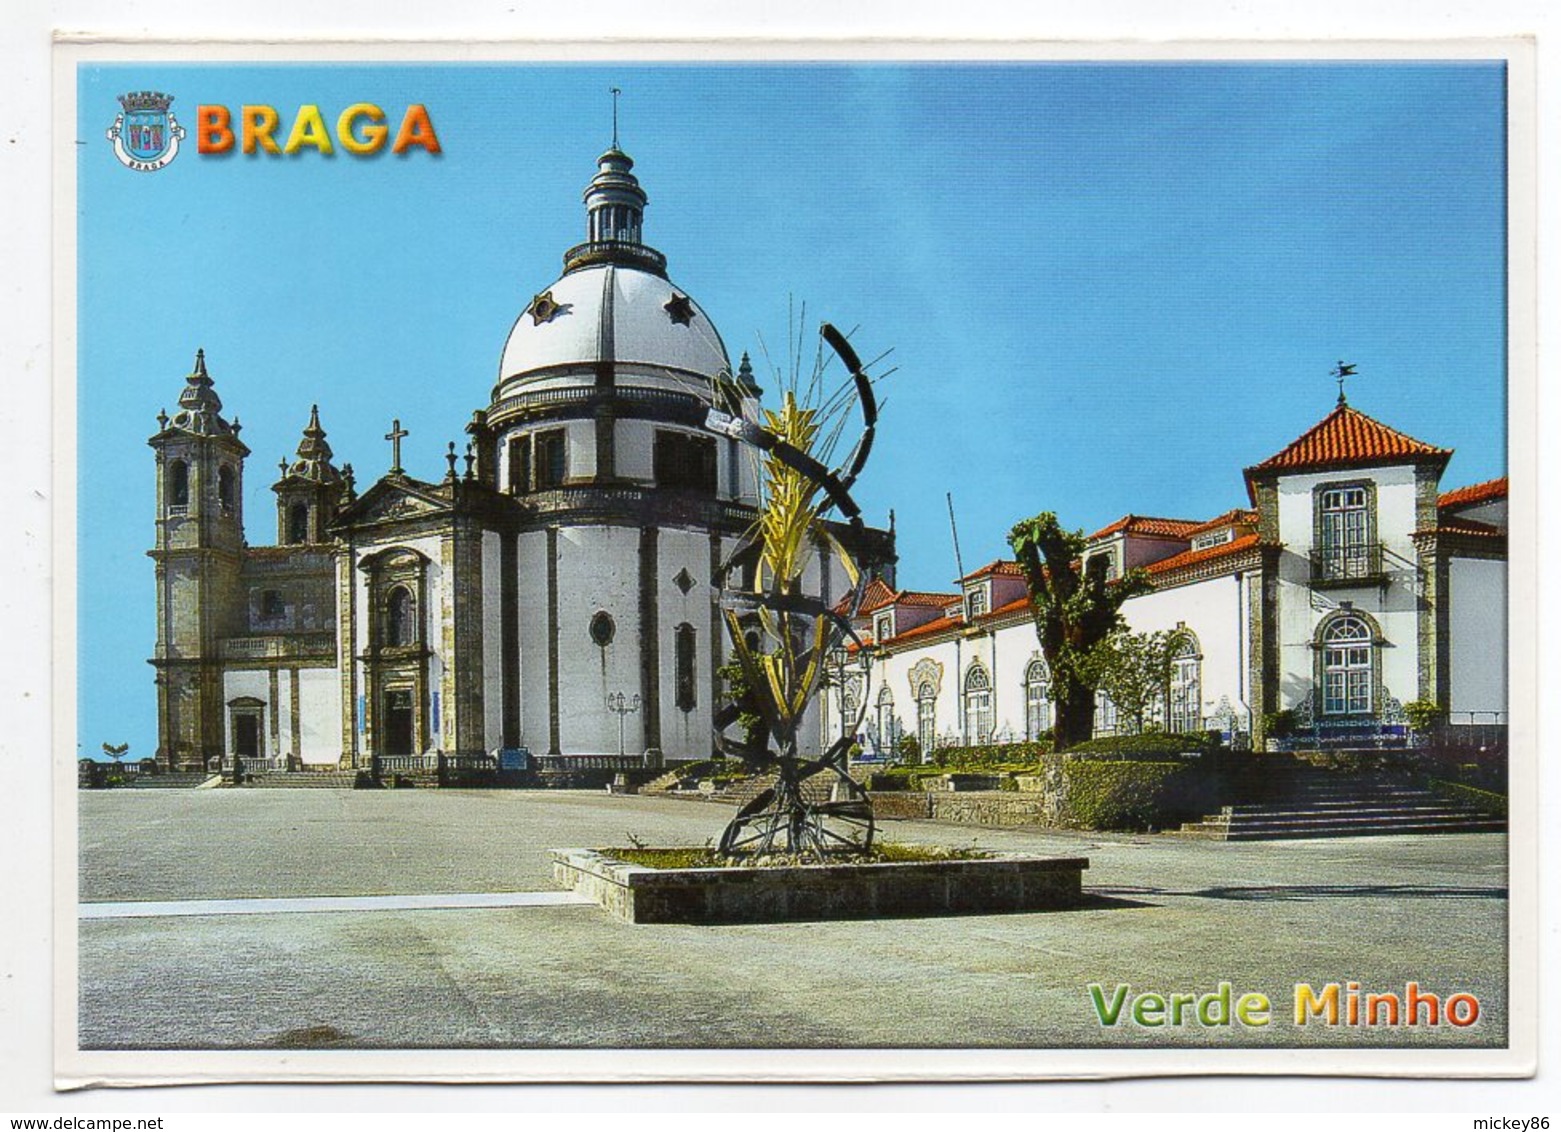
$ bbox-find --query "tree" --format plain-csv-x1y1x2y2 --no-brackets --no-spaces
1007,512,1152,749
1079,628,1177,735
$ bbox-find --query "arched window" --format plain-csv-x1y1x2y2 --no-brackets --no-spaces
963,663,993,745
841,681,860,739
876,686,896,756
674,623,696,712
1024,658,1051,739
168,460,189,508
288,502,310,545
916,681,937,757
1168,634,1202,734
386,585,415,647
217,465,235,512
1322,614,1375,715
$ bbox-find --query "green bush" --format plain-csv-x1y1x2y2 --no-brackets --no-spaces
1262,709,1296,738
1427,778,1507,818
1063,733,1215,760
930,741,1050,768
1060,760,1200,831
1404,700,1446,733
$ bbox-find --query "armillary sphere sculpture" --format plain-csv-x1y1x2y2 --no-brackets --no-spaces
702,323,882,859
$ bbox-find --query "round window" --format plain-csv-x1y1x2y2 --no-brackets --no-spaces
589,610,616,647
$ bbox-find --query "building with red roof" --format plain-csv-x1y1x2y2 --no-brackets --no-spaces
825,395,1505,759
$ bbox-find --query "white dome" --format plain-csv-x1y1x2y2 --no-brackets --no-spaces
497,264,731,391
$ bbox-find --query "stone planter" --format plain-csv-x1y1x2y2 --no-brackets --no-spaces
552,847,1088,924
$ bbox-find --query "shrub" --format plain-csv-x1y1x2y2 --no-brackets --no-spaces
930,741,1050,769
895,734,923,764
1060,760,1202,832
1427,778,1507,818
1262,709,1296,738
1404,700,1446,733
1063,733,1215,760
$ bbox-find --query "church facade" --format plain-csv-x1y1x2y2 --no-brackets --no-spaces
830,401,1507,756
147,143,894,772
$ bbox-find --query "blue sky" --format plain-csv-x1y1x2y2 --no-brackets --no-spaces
75,61,1507,757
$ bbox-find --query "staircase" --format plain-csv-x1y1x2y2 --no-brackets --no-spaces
244,771,360,789
1177,759,1504,840
123,772,214,789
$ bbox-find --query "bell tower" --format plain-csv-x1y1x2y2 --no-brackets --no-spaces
147,349,249,770
273,404,344,545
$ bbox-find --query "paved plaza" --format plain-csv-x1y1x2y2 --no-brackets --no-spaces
77,789,1508,1050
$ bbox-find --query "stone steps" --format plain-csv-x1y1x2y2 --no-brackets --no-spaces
244,773,360,789
122,773,213,789
1175,764,1504,840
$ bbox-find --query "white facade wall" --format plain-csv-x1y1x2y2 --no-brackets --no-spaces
221,668,270,756
1273,465,1423,715
656,525,717,762
551,524,642,756
1449,556,1507,717
297,667,342,766
1118,572,1252,733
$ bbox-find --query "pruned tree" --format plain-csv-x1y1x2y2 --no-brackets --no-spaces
1007,512,1152,749
1079,628,1177,735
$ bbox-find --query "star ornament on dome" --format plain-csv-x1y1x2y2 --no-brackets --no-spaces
663,292,696,326
527,290,564,326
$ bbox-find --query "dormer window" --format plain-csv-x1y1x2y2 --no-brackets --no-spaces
875,613,893,642
965,588,987,620
1085,551,1116,583
1191,528,1233,551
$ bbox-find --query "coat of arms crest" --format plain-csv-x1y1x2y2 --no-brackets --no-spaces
105,91,186,172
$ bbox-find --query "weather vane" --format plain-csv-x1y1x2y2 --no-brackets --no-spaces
610,86,621,149
1332,360,1358,406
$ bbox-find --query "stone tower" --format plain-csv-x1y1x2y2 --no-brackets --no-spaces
272,404,344,545
147,349,250,770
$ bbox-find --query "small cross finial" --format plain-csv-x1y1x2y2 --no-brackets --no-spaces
385,418,409,475
610,87,621,149
1332,360,1358,406
279,457,289,477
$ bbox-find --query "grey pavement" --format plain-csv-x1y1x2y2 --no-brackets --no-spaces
77,789,1508,1050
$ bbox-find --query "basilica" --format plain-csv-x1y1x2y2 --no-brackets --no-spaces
147,142,895,772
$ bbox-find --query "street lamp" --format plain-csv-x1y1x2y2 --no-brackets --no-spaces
606,691,641,759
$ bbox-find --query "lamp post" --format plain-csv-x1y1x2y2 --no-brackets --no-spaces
606,692,641,759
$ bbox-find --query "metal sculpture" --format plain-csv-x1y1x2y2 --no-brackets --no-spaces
703,323,882,859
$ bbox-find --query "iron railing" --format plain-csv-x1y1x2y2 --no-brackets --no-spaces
1309,542,1384,585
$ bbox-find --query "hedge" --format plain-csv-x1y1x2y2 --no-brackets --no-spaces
1059,760,1207,832
1063,732,1217,761
929,741,1051,768
1427,778,1507,819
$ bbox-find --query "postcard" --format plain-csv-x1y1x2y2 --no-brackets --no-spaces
54,38,1536,1086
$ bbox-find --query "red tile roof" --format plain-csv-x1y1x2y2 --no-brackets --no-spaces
1144,532,1263,577
1179,509,1259,539
1088,515,1205,541
898,589,961,608
839,577,895,616
1247,403,1451,476
874,613,963,647
959,558,1025,582
1438,476,1507,510
1416,520,1505,540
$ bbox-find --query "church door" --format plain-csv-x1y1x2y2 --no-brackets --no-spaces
234,715,260,760
383,690,415,756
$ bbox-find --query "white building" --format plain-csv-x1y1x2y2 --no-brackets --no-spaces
147,141,893,772
830,398,1506,756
